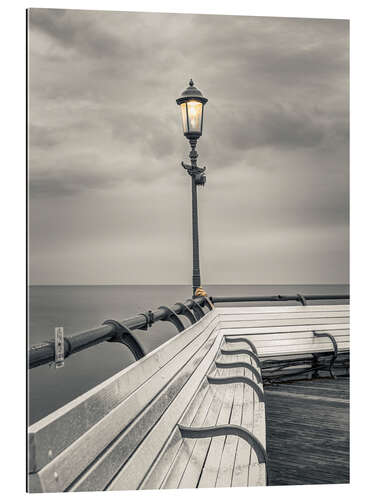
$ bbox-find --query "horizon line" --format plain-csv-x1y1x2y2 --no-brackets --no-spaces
28,283,350,286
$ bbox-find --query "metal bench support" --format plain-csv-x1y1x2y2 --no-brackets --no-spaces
215,361,262,383
178,424,268,465
220,348,261,368
207,375,265,402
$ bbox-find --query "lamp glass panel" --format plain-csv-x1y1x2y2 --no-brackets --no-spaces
187,100,203,133
180,102,188,134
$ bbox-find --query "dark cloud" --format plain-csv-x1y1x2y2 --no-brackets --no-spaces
28,9,349,284
29,154,126,197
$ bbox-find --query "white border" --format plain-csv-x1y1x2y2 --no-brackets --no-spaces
1,1,374,499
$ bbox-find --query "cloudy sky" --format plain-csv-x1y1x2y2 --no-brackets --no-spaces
28,9,349,285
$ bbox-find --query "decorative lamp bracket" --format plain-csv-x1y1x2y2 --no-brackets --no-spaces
181,161,206,185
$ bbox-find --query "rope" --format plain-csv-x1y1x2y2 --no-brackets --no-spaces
194,287,214,308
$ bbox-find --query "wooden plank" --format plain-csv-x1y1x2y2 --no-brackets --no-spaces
223,323,349,335
257,341,349,357
30,319,220,493
160,377,220,489
197,362,240,488
159,356,227,489
248,400,266,486
220,317,349,329
106,330,224,491
231,358,256,487
178,380,230,488
246,332,267,486
162,387,216,488
228,330,349,343
264,379,349,486
233,336,350,349
218,305,349,315
231,348,266,487
219,311,349,322
140,378,212,490
69,332,221,492
215,363,244,488
28,310,219,474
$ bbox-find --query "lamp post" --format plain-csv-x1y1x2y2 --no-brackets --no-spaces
176,79,208,297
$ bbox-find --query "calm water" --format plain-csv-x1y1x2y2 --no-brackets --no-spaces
28,284,348,424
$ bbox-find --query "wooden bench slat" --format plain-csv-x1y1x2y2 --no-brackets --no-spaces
221,317,348,329
233,335,349,349
257,341,350,357
227,330,349,343
249,401,266,486
28,303,349,492
223,323,349,335
106,331,224,491
231,367,255,486
197,364,241,488
30,320,219,493
218,305,349,315
70,331,220,492
215,364,245,488
160,380,218,489
219,311,349,322
159,360,227,489
28,311,219,474
178,382,230,488
140,379,211,490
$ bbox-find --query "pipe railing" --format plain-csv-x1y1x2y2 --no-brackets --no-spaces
210,294,349,304
28,296,213,369
28,293,349,370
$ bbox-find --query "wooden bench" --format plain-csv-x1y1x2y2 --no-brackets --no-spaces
218,304,350,380
28,303,349,492
28,308,266,492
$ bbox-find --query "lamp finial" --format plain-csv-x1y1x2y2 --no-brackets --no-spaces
189,79,194,87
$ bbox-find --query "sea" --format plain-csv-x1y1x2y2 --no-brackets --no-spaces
28,284,349,425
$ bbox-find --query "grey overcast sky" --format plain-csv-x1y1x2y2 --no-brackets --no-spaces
28,9,349,285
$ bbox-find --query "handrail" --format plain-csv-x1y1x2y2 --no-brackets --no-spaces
28,296,211,369
28,293,349,369
210,294,349,304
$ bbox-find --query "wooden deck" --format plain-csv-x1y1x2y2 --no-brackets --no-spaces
265,377,349,485
28,303,349,492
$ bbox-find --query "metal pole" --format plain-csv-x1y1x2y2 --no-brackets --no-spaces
189,138,201,296
182,139,206,297
191,174,201,295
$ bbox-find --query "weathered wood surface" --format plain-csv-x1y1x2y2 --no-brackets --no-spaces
28,303,349,492
28,311,219,474
264,378,349,485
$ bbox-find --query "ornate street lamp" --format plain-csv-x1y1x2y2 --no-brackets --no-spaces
176,79,208,296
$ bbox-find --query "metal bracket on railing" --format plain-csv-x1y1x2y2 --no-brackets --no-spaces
137,310,155,331
158,306,185,333
296,294,307,306
185,298,205,320
103,319,145,360
53,327,65,369
200,295,214,310
174,302,197,326
313,330,338,379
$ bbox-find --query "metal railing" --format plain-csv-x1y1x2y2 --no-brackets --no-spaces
28,296,213,369
210,294,349,305
28,293,349,370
